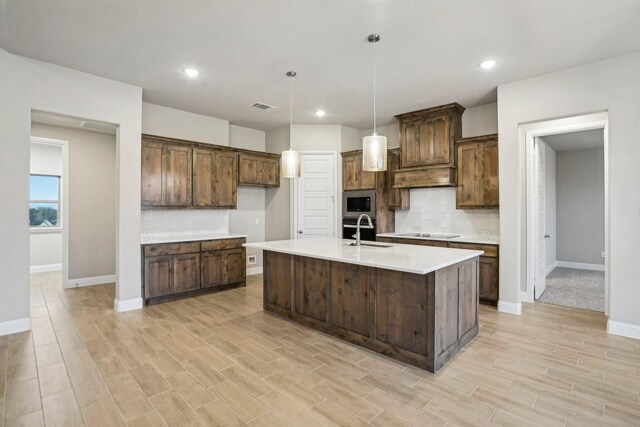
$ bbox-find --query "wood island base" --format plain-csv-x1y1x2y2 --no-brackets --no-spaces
263,251,479,373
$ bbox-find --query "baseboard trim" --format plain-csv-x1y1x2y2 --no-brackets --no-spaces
556,261,604,272
30,263,62,273
520,291,532,303
247,266,263,275
607,320,640,340
114,297,143,312
498,300,522,315
545,261,557,276
0,318,31,337
66,274,116,288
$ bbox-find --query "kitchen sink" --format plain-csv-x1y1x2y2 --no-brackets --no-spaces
344,242,392,248
396,232,460,239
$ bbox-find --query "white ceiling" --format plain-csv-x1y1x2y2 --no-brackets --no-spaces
2,0,640,131
542,129,604,152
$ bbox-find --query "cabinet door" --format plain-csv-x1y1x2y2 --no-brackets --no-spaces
259,158,279,186
428,115,451,165
193,148,215,207
479,256,498,302
141,142,165,205
387,150,409,210
172,253,200,293
400,122,422,168
330,263,371,336
456,143,484,208
201,251,223,288
223,248,245,284
238,155,259,185
483,142,499,207
214,151,237,207
359,153,376,190
144,256,172,298
343,155,360,191
165,145,193,206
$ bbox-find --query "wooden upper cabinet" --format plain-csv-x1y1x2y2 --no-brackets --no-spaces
193,148,215,207
455,134,499,209
214,150,237,207
141,138,192,207
238,153,280,187
396,104,463,170
387,149,409,210
342,151,376,191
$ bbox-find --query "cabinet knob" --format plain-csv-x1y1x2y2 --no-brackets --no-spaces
298,230,303,234
544,234,551,238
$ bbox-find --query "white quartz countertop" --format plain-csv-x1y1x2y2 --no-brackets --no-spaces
141,233,247,245
244,238,483,275
377,232,500,245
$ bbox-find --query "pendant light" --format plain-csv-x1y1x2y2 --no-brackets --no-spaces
362,34,387,172
281,71,300,178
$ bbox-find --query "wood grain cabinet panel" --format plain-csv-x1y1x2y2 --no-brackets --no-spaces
141,142,165,205
375,270,428,355
479,257,498,303
223,249,246,285
294,256,330,322
144,256,172,298
455,134,499,209
330,263,370,336
341,151,376,191
238,154,280,187
264,251,293,311
172,253,200,293
193,148,216,207
214,151,237,207
165,145,193,206
201,252,223,288
387,149,409,210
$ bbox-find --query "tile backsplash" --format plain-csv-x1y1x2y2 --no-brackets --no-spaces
141,209,229,238
395,187,499,236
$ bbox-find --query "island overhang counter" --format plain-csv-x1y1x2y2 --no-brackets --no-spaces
244,238,483,372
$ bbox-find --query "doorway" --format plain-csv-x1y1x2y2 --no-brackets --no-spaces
524,112,609,314
292,152,338,239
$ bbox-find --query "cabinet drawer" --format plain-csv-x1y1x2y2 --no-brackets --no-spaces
144,242,201,256
201,238,245,252
447,242,498,258
399,238,449,248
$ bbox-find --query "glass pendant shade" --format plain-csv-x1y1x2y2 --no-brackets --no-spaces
281,149,300,178
362,133,387,171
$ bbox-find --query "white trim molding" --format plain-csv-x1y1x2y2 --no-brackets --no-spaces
498,300,522,315
545,261,557,277
555,261,604,272
247,266,263,275
114,297,143,312
608,320,640,340
0,318,31,337
30,263,62,273
66,274,116,288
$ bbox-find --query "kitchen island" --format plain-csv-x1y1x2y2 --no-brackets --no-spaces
245,238,483,372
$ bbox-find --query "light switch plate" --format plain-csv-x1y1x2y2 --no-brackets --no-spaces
248,255,257,265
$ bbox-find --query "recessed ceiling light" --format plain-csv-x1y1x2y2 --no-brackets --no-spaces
184,68,200,77
315,110,326,118
479,59,497,70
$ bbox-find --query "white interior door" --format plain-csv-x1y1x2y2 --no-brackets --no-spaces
295,153,336,239
534,139,546,299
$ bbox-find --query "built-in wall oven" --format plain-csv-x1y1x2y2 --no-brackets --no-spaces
342,190,377,241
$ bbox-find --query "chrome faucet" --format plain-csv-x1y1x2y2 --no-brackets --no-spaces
352,214,374,246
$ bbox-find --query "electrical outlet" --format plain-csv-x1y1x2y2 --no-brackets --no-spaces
248,255,257,265
601,251,605,259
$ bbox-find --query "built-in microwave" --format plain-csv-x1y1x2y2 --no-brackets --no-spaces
342,190,376,218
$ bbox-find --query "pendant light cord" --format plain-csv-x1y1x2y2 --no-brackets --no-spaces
289,74,294,150
373,38,377,134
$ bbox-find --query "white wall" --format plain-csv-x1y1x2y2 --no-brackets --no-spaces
541,140,557,272
497,51,640,330
31,124,117,281
0,47,142,327
265,125,291,241
29,142,63,269
229,125,266,270
140,102,231,239
556,148,605,265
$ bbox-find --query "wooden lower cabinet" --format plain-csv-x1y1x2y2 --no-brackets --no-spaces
377,236,499,305
143,238,246,304
263,250,478,372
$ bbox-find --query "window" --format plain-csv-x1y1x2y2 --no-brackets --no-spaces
29,175,61,228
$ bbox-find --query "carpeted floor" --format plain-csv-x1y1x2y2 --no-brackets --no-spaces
537,267,605,312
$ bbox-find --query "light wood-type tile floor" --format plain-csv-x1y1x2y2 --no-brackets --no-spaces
1,271,639,426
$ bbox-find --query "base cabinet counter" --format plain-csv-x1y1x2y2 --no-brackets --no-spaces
246,238,482,372
142,235,246,305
